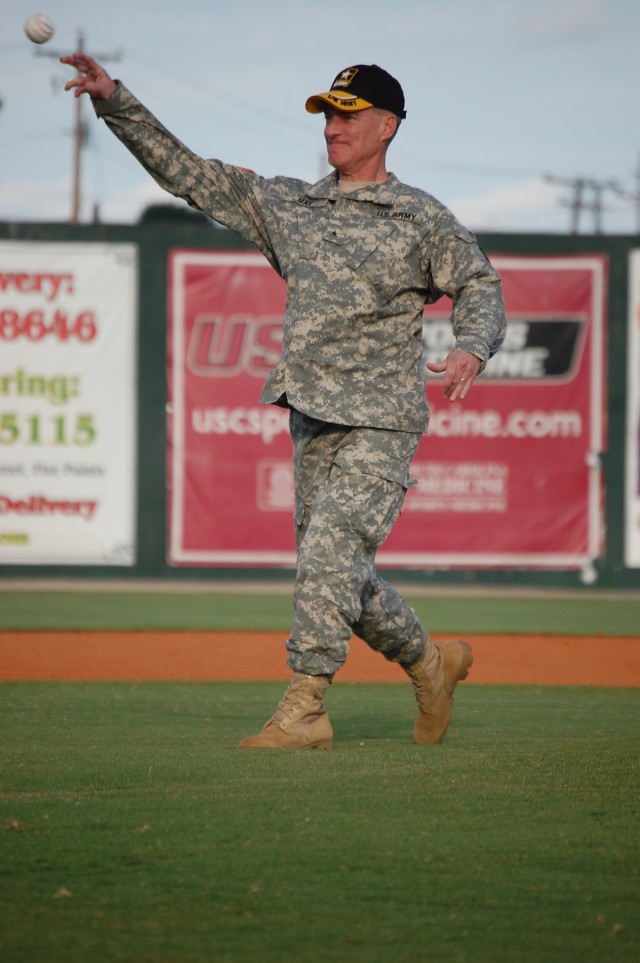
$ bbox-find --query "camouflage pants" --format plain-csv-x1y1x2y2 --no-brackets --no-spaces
285,409,427,676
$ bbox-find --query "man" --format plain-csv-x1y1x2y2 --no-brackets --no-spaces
62,56,506,750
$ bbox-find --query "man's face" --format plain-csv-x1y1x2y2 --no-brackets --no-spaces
323,106,395,179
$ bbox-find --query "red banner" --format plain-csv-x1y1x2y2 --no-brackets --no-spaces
168,251,607,571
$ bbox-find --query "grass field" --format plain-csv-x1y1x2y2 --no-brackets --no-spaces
1,585,639,961
1,681,639,963
2,586,640,634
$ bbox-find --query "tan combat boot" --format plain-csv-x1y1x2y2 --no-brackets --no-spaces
403,640,473,744
239,672,334,750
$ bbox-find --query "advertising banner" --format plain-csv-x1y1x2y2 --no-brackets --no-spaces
625,249,640,567
0,242,138,565
168,251,607,572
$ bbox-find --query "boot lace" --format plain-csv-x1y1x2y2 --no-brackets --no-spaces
269,677,309,726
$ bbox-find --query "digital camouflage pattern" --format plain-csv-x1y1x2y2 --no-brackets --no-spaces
94,82,505,675
94,83,506,433
286,410,426,674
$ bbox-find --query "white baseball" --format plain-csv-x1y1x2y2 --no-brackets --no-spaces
24,13,55,44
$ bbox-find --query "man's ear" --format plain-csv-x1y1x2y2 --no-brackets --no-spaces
381,112,399,145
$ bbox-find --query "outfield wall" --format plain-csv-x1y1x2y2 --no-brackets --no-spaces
1,216,639,590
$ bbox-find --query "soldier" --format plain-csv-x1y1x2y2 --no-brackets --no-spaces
62,56,506,749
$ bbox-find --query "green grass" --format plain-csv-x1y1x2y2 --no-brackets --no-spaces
1,682,638,963
2,589,640,634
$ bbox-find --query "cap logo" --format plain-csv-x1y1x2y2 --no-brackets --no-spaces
333,68,359,89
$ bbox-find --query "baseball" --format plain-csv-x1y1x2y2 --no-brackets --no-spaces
24,12,55,44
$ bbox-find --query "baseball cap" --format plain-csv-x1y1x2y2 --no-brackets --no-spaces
305,65,406,119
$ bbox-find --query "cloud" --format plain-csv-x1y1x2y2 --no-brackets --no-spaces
450,177,570,231
95,180,172,224
451,175,635,234
0,172,168,225
0,177,70,222
507,0,608,45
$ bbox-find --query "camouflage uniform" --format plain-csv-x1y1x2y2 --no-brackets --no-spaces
288,410,425,674
94,85,506,675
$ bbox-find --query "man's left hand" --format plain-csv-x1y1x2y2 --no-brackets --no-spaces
427,349,484,401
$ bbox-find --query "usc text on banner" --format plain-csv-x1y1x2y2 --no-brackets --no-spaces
168,251,606,571
0,242,138,565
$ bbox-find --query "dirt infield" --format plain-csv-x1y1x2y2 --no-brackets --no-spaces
2,631,639,685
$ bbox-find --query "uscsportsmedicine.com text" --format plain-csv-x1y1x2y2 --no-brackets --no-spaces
190,405,582,442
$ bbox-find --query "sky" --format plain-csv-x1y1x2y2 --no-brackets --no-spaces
1,0,639,234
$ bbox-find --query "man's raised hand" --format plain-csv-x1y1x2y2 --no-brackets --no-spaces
60,54,116,100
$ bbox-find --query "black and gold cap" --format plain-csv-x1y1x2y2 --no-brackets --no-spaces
305,65,406,118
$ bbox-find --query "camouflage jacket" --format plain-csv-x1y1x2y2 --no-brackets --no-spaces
95,84,506,433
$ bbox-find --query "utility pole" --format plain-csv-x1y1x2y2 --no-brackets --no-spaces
634,152,640,233
544,174,620,234
612,152,640,234
635,152,640,233
37,30,120,223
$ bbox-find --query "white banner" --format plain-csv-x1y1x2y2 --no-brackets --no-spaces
625,249,640,567
0,241,138,565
